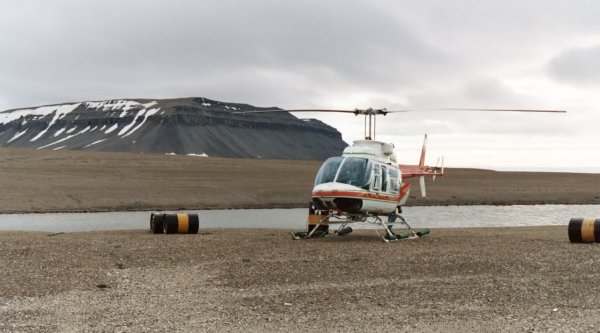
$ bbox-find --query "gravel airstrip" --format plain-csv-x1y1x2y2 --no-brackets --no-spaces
1,147,600,332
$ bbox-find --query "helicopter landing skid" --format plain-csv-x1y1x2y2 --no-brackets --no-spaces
291,215,330,240
375,214,423,243
291,213,429,242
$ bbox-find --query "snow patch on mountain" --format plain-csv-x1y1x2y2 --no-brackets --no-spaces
83,139,107,148
121,108,160,138
0,103,80,125
105,124,118,134
8,129,28,143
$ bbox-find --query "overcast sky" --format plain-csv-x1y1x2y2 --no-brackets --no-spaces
2,1,600,171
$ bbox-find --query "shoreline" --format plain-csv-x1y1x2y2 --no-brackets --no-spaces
1,201,599,215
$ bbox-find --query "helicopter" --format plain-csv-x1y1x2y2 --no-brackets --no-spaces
235,107,566,242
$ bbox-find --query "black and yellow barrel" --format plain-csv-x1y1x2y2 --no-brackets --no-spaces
150,213,199,234
308,202,329,234
568,218,600,243
150,213,165,234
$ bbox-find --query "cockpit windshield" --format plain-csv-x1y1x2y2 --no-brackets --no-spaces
336,157,371,188
314,157,372,188
314,157,343,186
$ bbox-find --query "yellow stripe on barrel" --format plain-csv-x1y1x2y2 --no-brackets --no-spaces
177,213,190,233
568,217,600,243
160,213,199,234
581,218,596,243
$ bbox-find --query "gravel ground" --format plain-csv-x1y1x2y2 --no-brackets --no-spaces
1,226,600,332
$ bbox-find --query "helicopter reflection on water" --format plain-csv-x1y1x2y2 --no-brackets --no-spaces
0,205,597,233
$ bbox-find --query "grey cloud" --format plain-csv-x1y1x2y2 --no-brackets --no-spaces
0,0,456,109
373,77,570,137
402,77,537,109
549,45,600,85
0,2,592,128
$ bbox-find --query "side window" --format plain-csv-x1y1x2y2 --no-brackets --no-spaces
389,166,399,193
381,166,387,192
372,164,381,191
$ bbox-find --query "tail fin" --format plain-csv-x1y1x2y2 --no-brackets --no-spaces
418,134,427,168
398,133,444,198
418,134,428,196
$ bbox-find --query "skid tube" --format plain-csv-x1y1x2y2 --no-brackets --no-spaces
291,211,430,242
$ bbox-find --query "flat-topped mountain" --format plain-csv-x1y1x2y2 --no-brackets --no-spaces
0,97,347,160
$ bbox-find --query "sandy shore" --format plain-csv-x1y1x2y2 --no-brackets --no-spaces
1,147,600,214
1,226,599,332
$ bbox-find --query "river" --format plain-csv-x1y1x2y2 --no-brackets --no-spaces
0,205,598,232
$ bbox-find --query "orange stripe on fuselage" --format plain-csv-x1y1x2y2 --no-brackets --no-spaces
400,183,410,195
313,190,401,203
312,190,399,202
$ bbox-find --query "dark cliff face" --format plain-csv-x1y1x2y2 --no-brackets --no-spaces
0,97,347,160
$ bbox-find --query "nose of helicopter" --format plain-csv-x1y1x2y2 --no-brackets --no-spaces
311,182,364,213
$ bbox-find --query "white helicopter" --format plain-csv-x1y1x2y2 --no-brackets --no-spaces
236,107,565,242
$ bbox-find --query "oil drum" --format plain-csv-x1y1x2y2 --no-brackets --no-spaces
568,218,600,243
162,213,200,234
150,213,165,234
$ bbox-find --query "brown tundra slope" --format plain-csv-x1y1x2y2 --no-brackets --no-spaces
1,147,599,213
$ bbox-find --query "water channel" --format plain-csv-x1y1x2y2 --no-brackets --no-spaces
0,205,599,233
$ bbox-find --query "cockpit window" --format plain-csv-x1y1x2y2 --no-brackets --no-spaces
314,157,343,186
335,157,371,188
314,157,372,189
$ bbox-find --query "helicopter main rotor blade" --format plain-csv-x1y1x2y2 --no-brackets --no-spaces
233,108,566,115
386,108,566,113
232,109,357,115
283,109,358,113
